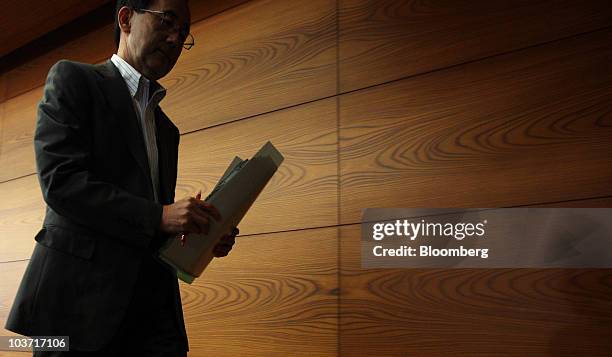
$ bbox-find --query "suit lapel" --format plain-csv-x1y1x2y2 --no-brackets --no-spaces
95,60,152,195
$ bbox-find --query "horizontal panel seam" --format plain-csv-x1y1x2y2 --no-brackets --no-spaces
0,1,253,99
170,26,612,136
338,194,612,227
0,258,29,264
2,25,612,183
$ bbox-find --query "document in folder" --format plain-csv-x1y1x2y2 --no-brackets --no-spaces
158,141,284,284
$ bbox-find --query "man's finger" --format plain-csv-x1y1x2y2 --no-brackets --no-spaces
183,220,201,235
190,210,210,234
195,201,222,221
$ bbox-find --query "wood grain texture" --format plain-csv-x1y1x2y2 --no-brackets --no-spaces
1,0,252,102
0,88,41,183
175,97,338,235
0,175,44,263
0,89,338,262
172,227,338,356
159,0,337,133
339,29,612,224
0,348,30,356
0,0,337,182
188,0,252,24
339,223,612,356
0,96,338,261
2,25,114,104
0,0,109,57
339,0,612,92
0,229,339,356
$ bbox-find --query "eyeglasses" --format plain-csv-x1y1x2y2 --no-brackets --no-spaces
133,8,194,50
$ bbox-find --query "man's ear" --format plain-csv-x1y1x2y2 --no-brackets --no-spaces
117,6,133,34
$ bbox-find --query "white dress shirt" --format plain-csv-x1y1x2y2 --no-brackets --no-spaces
110,53,167,203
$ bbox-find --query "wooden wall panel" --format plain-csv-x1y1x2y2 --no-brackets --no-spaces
2,25,114,103
176,98,338,235
188,0,251,25
339,0,612,92
0,88,41,182
0,0,109,57
0,227,338,356
0,347,29,356
339,222,612,356
0,175,44,263
339,29,612,224
0,96,338,261
0,0,337,182
179,227,338,356
0,97,338,262
1,0,251,102
2,1,611,355
159,0,337,133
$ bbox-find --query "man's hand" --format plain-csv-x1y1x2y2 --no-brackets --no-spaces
213,227,239,258
159,196,221,235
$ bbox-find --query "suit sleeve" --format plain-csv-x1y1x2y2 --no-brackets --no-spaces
34,60,163,249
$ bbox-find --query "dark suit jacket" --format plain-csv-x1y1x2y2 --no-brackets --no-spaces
4,59,188,351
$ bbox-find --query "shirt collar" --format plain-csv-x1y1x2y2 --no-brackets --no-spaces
110,54,166,102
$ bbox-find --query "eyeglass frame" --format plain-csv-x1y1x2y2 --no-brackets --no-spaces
131,7,194,50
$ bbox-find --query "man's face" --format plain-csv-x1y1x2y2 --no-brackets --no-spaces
125,0,191,80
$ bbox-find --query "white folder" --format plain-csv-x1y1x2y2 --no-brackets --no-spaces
158,141,284,283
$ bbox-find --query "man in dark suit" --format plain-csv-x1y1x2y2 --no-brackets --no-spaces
5,0,237,355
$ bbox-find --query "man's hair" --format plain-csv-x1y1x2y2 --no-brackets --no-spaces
114,0,152,48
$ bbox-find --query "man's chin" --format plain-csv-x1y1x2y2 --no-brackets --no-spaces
143,63,170,80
